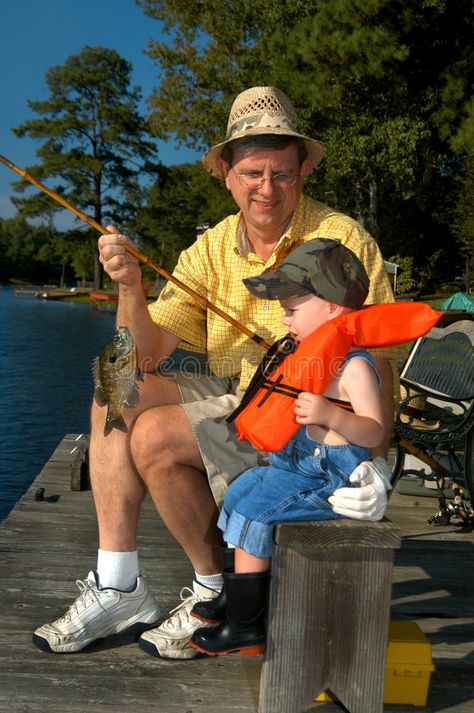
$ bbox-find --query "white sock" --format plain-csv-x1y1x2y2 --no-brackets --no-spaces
194,571,223,592
96,549,140,591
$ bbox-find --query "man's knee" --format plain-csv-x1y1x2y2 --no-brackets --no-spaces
131,406,166,458
130,405,187,475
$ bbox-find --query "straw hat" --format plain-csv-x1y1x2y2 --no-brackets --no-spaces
203,86,327,178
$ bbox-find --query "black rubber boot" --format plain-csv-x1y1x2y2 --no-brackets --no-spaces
221,545,235,571
191,586,226,624
190,570,269,656
191,549,235,624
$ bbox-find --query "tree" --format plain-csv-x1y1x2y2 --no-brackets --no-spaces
450,83,474,293
12,46,159,288
453,155,474,293
136,0,267,150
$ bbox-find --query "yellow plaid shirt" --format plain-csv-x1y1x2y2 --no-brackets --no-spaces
148,194,396,390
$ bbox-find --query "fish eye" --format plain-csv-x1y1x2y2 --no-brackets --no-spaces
108,354,117,364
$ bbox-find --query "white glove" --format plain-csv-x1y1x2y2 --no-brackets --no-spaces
328,456,392,521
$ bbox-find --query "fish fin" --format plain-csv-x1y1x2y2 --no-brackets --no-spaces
104,412,128,437
93,386,108,407
92,357,102,389
123,383,140,409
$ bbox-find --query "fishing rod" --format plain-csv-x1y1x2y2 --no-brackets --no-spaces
0,154,271,350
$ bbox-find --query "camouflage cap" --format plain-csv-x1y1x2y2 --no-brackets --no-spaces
203,86,326,178
243,238,369,309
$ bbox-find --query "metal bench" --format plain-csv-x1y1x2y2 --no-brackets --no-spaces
392,319,474,522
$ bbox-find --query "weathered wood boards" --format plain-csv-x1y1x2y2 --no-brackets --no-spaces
0,435,473,712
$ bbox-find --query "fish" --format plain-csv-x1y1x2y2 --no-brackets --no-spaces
92,326,141,436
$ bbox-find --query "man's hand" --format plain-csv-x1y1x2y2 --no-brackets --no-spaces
328,457,392,521
98,226,141,287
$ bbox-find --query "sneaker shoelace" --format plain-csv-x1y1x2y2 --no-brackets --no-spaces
160,587,200,631
58,577,103,623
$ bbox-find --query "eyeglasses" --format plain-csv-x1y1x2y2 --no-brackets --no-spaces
232,169,298,189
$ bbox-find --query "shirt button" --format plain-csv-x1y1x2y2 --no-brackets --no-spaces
263,303,269,311
313,447,320,456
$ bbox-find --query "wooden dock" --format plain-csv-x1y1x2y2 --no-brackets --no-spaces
1,435,473,713
13,287,91,300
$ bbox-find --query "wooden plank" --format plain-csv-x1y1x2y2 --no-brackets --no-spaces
260,520,400,713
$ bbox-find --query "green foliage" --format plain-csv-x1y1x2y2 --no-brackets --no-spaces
0,216,65,283
452,154,474,291
389,254,419,294
136,0,267,149
12,45,159,287
417,248,447,294
67,230,98,284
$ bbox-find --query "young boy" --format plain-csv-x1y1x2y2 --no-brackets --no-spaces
190,238,385,657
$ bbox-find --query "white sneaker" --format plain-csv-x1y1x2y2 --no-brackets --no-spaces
139,581,219,659
33,571,161,653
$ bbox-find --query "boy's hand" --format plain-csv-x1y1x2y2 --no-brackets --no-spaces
294,392,329,425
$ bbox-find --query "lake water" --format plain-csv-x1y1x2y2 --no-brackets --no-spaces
0,286,116,522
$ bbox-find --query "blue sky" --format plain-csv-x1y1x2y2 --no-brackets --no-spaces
0,0,201,221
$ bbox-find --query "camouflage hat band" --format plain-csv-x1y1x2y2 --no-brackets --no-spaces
243,238,370,310
203,87,326,178
227,111,298,137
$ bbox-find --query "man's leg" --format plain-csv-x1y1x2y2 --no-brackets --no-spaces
130,404,225,659
32,373,186,653
130,403,222,573
89,374,183,551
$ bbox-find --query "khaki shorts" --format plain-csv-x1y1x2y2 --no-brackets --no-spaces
175,372,263,507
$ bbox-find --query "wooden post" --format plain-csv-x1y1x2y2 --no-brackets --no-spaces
259,519,401,713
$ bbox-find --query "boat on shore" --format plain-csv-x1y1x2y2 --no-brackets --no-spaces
90,281,155,311
89,290,119,310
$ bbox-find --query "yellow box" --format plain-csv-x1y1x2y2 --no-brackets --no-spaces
384,621,435,706
316,621,434,707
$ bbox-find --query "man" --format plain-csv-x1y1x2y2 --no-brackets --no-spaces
33,86,394,659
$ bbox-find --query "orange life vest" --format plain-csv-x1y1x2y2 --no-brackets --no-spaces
231,302,441,452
